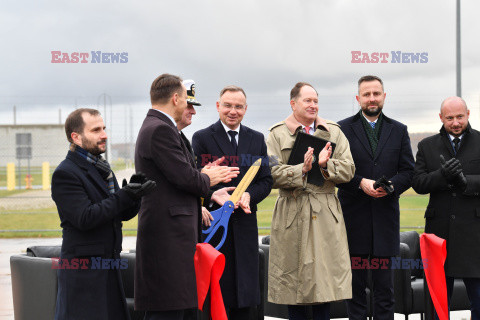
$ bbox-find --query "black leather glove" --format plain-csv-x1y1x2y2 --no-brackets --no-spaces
121,177,156,200
373,176,394,195
440,155,462,183
440,155,467,190
129,172,148,184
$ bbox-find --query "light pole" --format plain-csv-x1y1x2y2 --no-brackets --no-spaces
456,0,461,97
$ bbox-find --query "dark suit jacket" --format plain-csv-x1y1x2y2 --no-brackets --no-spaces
412,124,480,277
134,109,210,311
192,120,273,308
337,112,414,256
51,150,139,320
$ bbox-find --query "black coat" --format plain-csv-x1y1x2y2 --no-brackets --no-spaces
134,109,210,311
337,113,415,256
192,120,273,308
51,150,139,320
412,124,480,277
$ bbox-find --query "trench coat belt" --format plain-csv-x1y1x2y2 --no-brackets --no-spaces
278,188,335,222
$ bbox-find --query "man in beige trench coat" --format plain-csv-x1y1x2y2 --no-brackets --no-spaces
266,82,355,320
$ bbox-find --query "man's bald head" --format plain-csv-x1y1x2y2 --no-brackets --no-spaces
439,96,470,137
440,96,467,114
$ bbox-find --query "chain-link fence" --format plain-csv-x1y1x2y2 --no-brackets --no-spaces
1,94,479,234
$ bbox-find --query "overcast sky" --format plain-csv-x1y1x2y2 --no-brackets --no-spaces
1,0,479,143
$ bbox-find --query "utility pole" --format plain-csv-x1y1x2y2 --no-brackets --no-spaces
97,93,112,161
456,0,461,97
13,105,16,125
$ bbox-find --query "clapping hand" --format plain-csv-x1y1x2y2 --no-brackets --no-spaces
122,172,156,200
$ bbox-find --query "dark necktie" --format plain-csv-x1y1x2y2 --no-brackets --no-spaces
453,137,460,155
228,130,238,155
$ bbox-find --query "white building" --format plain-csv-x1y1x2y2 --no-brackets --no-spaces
0,124,68,167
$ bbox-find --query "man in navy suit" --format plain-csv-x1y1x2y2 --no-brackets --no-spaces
192,85,273,320
52,108,155,320
337,76,414,320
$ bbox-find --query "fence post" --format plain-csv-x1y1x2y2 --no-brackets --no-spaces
7,162,15,190
42,162,50,190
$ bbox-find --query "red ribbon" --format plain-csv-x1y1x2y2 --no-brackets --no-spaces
194,243,227,320
420,233,448,320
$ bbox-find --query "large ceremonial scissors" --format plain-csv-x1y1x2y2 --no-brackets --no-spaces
203,158,262,250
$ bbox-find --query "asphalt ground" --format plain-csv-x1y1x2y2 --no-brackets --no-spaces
0,237,472,320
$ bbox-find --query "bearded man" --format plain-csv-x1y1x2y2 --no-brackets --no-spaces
337,75,415,320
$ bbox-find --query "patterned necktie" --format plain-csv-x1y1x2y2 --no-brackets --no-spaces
453,137,460,155
370,122,376,129
228,130,238,155
304,126,311,135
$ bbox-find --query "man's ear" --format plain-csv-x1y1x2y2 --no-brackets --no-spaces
290,99,295,111
172,93,179,106
71,132,81,147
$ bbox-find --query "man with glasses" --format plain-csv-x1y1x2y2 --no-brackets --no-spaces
192,85,273,320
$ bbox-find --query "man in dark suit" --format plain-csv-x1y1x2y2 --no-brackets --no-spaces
134,74,239,320
52,108,155,320
192,85,273,320
337,75,414,320
412,96,480,319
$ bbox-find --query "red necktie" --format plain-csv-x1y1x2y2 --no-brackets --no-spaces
420,233,448,320
304,126,311,134
194,243,227,320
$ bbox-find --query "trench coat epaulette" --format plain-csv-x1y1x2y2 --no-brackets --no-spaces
269,121,285,132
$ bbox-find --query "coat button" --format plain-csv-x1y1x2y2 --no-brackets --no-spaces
450,215,456,220
374,162,377,166
452,193,456,197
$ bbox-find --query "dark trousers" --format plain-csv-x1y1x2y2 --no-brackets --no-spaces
227,307,251,320
346,255,394,320
144,310,184,320
287,304,330,320
434,276,480,320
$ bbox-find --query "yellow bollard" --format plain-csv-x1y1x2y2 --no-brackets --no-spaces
42,162,50,190
7,163,15,191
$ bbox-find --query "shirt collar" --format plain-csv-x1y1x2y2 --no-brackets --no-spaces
152,109,176,127
361,112,378,124
221,121,240,135
449,133,464,141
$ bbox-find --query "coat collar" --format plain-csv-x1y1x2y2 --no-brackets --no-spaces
284,113,329,136
349,111,393,160
439,123,472,156
66,151,110,196
148,108,177,129
211,120,252,156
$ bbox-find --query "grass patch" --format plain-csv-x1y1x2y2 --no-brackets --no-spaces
0,188,428,238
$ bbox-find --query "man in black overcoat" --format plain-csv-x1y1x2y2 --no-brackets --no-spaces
412,96,480,319
52,108,154,320
134,74,238,320
337,75,414,320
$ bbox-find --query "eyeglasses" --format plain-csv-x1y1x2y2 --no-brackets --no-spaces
221,103,245,111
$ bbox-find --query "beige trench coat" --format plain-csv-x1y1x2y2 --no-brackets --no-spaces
266,114,355,305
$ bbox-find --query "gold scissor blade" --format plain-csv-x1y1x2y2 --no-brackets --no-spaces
229,158,262,204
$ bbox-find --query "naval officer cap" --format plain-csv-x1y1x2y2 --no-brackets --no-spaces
183,79,201,106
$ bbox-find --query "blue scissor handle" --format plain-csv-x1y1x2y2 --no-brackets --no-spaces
202,200,235,250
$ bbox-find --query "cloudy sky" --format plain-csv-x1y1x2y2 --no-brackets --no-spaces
1,0,479,143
